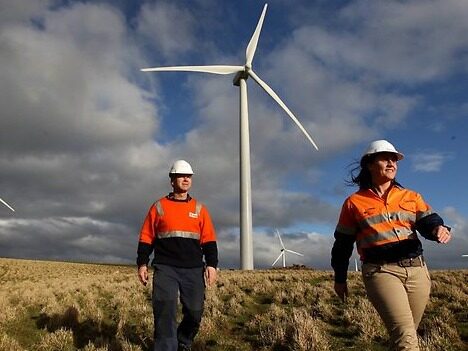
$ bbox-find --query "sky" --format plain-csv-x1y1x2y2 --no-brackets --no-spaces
0,0,467,270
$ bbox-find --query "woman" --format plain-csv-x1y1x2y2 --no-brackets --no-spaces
331,140,451,351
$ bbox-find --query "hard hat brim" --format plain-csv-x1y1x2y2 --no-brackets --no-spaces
362,150,404,162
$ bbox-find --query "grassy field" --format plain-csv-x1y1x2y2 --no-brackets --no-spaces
0,258,466,351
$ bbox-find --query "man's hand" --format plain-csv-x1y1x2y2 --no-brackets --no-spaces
334,282,348,302
433,225,451,244
204,266,217,286
138,265,149,286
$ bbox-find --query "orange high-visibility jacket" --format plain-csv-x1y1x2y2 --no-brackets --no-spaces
138,195,217,268
336,185,433,260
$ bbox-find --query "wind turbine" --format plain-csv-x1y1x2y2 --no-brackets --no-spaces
141,3,318,270
271,229,304,268
0,197,15,212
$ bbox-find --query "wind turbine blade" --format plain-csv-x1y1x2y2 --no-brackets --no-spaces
285,249,304,257
275,228,285,249
141,65,244,75
248,70,319,150
272,252,283,266
0,198,15,212
245,4,268,68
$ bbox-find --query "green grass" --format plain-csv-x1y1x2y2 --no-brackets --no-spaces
0,258,467,351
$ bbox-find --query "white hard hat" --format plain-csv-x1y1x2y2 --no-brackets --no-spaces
362,140,404,161
169,160,194,175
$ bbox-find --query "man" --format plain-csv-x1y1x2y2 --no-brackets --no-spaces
137,160,218,351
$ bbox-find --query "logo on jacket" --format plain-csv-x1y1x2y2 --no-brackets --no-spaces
189,212,198,218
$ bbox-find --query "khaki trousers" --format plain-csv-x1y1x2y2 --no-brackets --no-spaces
362,262,431,351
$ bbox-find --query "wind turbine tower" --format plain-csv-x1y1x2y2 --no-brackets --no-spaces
0,197,15,212
141,4,318,270
272,229,304,268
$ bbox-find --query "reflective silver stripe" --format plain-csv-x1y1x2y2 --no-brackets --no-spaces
360,214,390,228
359,211,416,229
155,200,164,216
336,224,357,236
195,202,202,216
417,210,433,221
358,227,416,248
158,231,200,240
360,211,416,228
396,211,417,223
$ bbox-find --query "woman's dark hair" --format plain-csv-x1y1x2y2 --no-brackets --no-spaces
346,154,375,190
346,153,402,190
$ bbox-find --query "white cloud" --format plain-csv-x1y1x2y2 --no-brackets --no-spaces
0,0,52,26
410,152,454,172
0,2,168,237
335,0,468,82
0,3,156,154
137,1,196,60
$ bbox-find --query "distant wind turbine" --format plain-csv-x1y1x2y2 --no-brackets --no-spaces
271,229,304,268
0,197,15,212
141,3,318,270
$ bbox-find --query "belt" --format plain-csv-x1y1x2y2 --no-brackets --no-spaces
364,255,425,267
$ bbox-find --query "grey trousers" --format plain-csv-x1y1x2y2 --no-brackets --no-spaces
152,264,205,351
362,262,431,351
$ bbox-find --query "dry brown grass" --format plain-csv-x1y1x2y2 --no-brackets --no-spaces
0,258,466,351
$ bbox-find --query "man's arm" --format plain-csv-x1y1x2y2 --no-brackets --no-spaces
201,241,218,269
136,204,157,286
199,204,218,268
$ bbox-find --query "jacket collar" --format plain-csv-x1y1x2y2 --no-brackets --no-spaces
167,193,192,202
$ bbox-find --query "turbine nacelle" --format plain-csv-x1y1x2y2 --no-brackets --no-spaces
233,70,249,87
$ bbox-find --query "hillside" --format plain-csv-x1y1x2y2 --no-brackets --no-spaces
0,258,466,350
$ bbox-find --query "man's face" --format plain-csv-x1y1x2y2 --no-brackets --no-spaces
171,174,193,193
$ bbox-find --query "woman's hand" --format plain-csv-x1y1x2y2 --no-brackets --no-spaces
334,282,348,302
433,225,452,244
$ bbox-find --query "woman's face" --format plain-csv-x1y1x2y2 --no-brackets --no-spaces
367,152,399,183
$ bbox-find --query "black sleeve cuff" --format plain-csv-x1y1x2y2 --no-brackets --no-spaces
137,242,153,267
333,268,349,284
331,231,355,283
415,213,444,241
201,241,218,268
